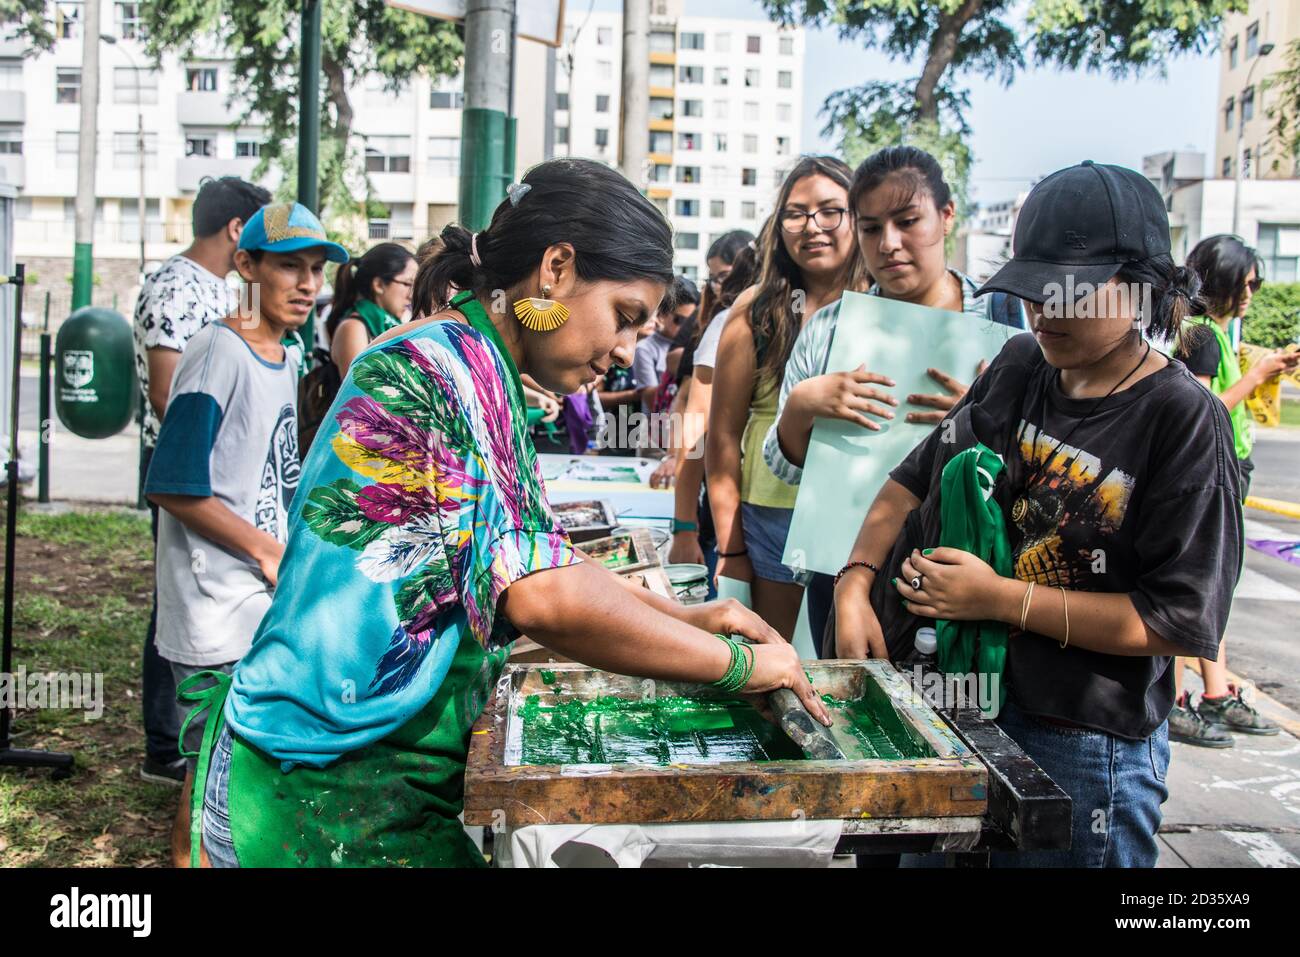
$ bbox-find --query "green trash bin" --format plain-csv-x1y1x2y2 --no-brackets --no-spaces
55,306,138,439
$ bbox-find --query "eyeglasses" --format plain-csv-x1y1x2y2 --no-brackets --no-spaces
1247,278,1263,293
708,269,732,289
779,207,847,233
389,279,414,289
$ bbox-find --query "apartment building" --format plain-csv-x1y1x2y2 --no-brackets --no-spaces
1214,0,1299,181
554,0,805,279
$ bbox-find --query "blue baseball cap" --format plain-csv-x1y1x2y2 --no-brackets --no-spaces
238,202,350,263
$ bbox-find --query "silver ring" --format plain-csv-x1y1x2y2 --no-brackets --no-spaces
910,575,922,590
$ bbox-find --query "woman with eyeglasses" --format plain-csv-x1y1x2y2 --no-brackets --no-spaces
327,242,418,377
708,157,869,639
1168,234,1300,748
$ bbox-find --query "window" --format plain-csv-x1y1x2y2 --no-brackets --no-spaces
776,135,790,156
779,35,794,56
0,59,20,90
713,67,729,86
675,232,700,250
430,90,464,109
777,103,793,123
650,163,671,183
1225,97,1235,132
364,135,411,173
778,71,792,89
650,64,674,87
742,201,756,219
116,2,142,40
741,168,757,186
55,2,82,40
596,94,610,113
56,68,80,104
681,32,704,51
182,67,216,92
676,199,699,217
709,164,727,184
556,92,569,110
556,126,569,146
744,134,757,153
744,68,759,88
1230,36,1239,69
679,132,700,150
121,199,162,242
1246,21,1259,58
1258,223,1300,282
676,166,700,183
713,100,728,120
56,131,77,167
1223,156,1232,177
0,125,20,155
650,130,672,154
713,133,728,152
680,265,698,281
114,131,157,168
710,199,725,218
682,99,703,118
235,139,261,158
744,101,759,122
747,35,761,54
428,136,459,175
595,128,610,148
597,26,612,46
650,97,674,120
715,33,731,53
115,67,159,104
598,60,613,81
185,134,216,158
679,65,703,84
1243,85,1255,122
1243,147,1252,178
650,31,675,54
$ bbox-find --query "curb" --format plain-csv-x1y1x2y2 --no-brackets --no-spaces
1184,659,1300,739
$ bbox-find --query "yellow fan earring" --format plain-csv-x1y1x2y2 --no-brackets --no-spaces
513,284,570,332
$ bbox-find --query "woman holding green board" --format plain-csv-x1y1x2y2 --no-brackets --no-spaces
763,147,1024,647
833,161,1243,866
188,158,827,868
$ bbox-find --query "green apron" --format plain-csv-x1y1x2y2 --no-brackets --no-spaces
1187,317,1253,461
935,443,1011,717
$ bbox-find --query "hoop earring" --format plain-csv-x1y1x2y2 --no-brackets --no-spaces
513,284,570,332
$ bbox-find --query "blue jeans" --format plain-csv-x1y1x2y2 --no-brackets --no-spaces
992,702,1170,867
201,724,240,868
739,502,797,584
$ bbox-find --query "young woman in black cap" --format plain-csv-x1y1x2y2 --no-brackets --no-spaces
833,161,1243,867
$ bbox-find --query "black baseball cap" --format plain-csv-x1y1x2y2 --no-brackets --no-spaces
976,160,1171,304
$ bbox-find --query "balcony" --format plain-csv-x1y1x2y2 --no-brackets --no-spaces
649,117,674,132
176,155,257,192
177,90,242,127
0,154,23,188
648,51,676,66
0,90,24,124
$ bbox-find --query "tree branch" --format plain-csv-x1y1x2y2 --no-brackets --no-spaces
914,0,983,122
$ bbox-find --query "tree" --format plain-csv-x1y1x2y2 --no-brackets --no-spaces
1243,282,1300,349
136,1,463,246
762,1,1246,223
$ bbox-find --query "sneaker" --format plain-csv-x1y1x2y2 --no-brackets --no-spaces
1168,695,1234,748
140,755,187,786
1198,684,1280,736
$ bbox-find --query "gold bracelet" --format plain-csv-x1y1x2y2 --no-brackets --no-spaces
1019,581,1035,633
1058,586,1070,649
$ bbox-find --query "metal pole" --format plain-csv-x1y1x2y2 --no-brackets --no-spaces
619,0,650,189
136,100,146,278
297,0,322,359
459,0,517,231
71,0,102,310
38,331,50,504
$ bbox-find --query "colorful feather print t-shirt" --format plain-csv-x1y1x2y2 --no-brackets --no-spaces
224,312,579,769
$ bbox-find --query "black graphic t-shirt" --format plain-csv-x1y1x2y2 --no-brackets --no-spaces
891,333,1243,739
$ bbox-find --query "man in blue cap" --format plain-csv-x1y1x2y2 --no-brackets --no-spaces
144,202,348,866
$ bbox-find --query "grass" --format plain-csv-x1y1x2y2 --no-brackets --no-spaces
0,505,175,867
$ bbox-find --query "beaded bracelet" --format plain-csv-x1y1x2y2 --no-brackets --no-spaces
710,634,750,693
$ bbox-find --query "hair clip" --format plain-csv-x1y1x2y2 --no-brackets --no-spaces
747,240,757,251
506,183,532,206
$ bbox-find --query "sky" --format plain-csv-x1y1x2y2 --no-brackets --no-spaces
587,0,1222,207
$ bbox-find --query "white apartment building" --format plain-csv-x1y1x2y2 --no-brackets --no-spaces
554,1,805,280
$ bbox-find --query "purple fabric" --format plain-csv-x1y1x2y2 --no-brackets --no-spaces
562,393,594,455
1248,539,1300,567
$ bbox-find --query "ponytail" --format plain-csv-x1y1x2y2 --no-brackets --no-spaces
1117,255,1205,356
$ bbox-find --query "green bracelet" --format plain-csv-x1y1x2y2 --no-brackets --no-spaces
737,641,754,690
671,518,699,534
710,634,746,693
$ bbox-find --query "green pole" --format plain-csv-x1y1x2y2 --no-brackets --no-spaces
458,110,515,231
297,0,323,363
38,333,51,504
71,244,93,311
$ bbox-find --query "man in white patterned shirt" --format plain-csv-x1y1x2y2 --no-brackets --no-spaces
132,175,270,786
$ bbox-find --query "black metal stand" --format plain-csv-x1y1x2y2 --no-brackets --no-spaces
1,263,75,778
